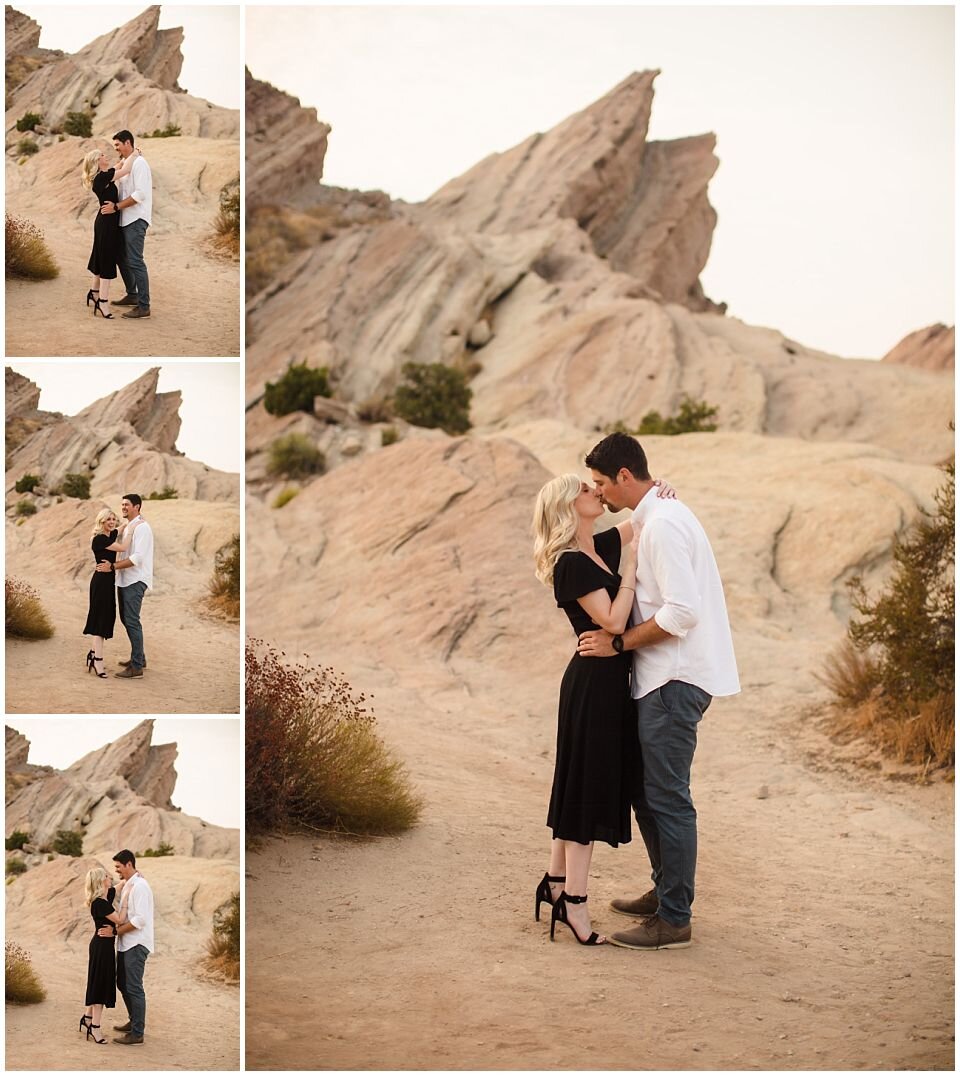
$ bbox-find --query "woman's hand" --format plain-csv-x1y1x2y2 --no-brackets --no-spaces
653,477,678,499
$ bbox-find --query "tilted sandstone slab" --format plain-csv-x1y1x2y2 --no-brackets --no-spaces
66,719,176,808
6,725,31,769
882,323,955,372
5,366,41,416
76,368,181,454
75,5,184,91
5,5,41,56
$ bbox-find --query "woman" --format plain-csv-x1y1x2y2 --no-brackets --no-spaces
532,475,672,946
82,508,141,677
81,147,140,319
80,867,128,1043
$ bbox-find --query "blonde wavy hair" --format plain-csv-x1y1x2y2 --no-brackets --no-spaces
81,148,102,190
532,473,583,585
91,507,117,538
83,866,110,906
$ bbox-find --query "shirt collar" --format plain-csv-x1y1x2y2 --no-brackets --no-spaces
630,484,659,527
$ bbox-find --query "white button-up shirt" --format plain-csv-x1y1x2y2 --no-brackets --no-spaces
116,517,153,590
629,488,740,700
118,154,152,227
118,873,154,954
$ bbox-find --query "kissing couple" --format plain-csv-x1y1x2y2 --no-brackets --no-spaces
532,432,740,949
82,494,154,679
81,849,155,1045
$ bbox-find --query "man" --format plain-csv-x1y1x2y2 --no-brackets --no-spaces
101,130,152,319
97,494,153,677
578,432,739,950
97,849,154,1044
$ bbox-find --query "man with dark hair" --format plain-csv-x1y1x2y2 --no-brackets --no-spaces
96,494,153,676
97,849,154,1044
578,432,739,950
101,130,153,318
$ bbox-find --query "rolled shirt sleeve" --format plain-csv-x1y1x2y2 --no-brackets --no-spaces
129,157,147,204
126,884,146,930
128,524,153,570
646,518,701,638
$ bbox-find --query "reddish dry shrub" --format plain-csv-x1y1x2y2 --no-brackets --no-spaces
5,577,54,639
5,214,59,279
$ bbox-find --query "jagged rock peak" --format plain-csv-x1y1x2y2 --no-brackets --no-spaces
5,5,40,55
75,367,182,455
65,718,177,810
6,725,30,769
76,5,184,91
245,67,330,209
882,323,955,372
5,367,41,417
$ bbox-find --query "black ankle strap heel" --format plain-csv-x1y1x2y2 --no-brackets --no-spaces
535,872,566,922
550,891,602,945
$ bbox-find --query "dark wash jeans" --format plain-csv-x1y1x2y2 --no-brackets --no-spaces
118,218,150,308
118,581,147,668
632,679,712,926
117,943,149,1035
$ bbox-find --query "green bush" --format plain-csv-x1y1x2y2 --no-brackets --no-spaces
272,487,299,509
5,832,29,851
5,578,54,639
61,473,91,499
147,486,178,500
63,111,92,137
15,500,36,517
140,841,175,858
610,396,719,437
5,858,26,876
5,214,59,280
264,364,331,417
204,892,240,981
267,433,325,479
14,474,40,494
16,137,38,157
246,640,423,837
144,123,181,138
5,943,45,1004
381,426,399,447
15,112,41,132
52,830,82,857
207,534,240,620
392,362,472,435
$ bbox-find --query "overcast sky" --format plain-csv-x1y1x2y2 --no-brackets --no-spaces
8,718,242,829
7,362,242,474
246,3,954,359
16,4,241,110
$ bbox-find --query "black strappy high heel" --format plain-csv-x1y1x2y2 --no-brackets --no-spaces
79,1013,92,1032
535,872,566,922
93,298,113,319
85,649,95,673
550,891,603,945
87,1023,107,1044
91,656,107,678
86,288,98,308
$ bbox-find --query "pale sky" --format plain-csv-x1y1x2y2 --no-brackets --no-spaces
7,362,242,474
246,3,954,359
16,4,242,110
7,718,242,829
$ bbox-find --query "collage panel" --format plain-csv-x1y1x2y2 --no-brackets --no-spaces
5,716,241,1068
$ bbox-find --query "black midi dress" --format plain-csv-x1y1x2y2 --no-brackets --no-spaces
83,531,116,639
85,886,117,1006
547,526,639,847
87,169,122,279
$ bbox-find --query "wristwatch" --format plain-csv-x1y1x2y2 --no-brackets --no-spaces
612,634,624,654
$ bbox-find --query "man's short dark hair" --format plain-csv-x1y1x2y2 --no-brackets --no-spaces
123,493,142,508
113,849,136,867
584,432,651,481
113,130,135,146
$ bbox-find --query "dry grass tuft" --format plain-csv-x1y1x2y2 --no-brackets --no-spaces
5,942,45,1004
5,214,59,280
246,640,423,837
5,577,54,639
212,178,240,258
203,892,240,981
206,535,240,621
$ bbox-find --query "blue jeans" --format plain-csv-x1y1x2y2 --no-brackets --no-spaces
632,680,712,926
117,944,149,1036
118,581,147,668
119,219,150,308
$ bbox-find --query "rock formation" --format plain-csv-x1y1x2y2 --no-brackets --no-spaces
5,5,42,56
4,6,239,141
4,720,238,858
882,323,955,372
5,367,238,502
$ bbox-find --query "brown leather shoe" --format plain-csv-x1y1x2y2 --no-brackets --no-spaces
115,665,143,678
610,888,659,918
113,295,138,307
608,914,691,950
113,1021,132,1032
122,306,151,319
113,1032,144,1044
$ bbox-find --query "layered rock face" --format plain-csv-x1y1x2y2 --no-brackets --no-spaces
883,323,955,372
4,6,239,140
5,5,42,55
5,367,238,502
4,720,238,859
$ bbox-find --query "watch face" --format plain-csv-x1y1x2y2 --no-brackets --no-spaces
613,635,624,653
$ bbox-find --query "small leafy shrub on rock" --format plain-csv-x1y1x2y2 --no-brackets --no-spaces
61,473,91,499
206,534,240,620
5,578,54,639
381,426,399,447
15,500,36,518
5,832,29,851
272,487,299,509
264,364,331,417
52,829,83,857
15,112,41,132
609,396,719,437
5,214,59,280
144,122,181,138
213,177,240,257
392,362,472,435
204,892,240,981
16,137,38,157
14,475,40,494
140,842,175,858
5,858,26,877
5,943,45,1004
147,486,178,500
267,433,325,479
246,640,423,837
63,111,92,137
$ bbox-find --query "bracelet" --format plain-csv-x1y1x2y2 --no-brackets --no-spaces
618,586,635,592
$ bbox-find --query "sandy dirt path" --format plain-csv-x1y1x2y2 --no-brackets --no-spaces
246,662,953,1070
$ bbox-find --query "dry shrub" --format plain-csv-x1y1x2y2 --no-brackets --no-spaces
246,640,423,837
203,892,240,981
206,535,240,621
5,214,59,280
5,942,45,1004
272,487,299,509
212,178,240,258
5,578,54,639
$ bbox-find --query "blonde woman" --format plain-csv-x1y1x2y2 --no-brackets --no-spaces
82,508,142,677
532,473,673,946
80,866,127,1043
81,147,139,318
